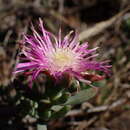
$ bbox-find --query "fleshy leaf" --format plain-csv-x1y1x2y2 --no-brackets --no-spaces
51,105,63,112
37,124,47,130
64,88,97,105
51,105,71,119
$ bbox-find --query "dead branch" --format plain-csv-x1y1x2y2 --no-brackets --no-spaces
79,5,130,41
87,98,127,113
66,98,127,117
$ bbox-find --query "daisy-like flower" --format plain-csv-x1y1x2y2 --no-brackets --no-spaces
14,19,111,86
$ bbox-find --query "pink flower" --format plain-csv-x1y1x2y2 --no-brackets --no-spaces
14,19,111,86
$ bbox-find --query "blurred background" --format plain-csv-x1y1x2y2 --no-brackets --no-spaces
0,0,130,130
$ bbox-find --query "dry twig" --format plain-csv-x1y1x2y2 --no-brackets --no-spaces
79,5,130,41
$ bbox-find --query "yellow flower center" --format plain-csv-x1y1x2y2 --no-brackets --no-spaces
49,48,76,71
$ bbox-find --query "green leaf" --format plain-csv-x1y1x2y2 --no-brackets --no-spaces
51,105,63,112
41,110,52,119
37,124,47,130
64,88,97,105
51,105,71,119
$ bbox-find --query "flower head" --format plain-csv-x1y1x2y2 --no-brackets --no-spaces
14,19,111,86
